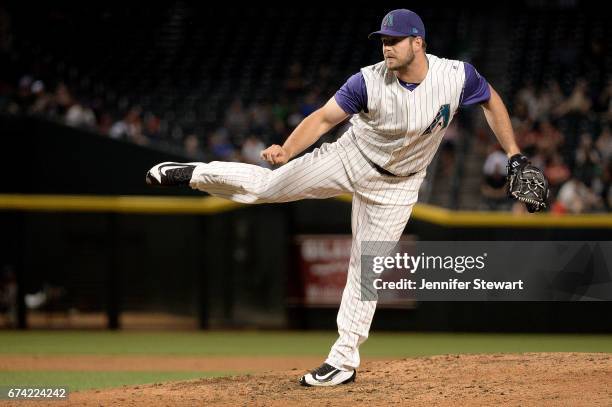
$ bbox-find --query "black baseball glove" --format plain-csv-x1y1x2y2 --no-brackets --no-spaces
507,154,549,213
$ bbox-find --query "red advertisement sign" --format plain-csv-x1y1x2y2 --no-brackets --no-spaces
293,235,415,308
293,235,352,307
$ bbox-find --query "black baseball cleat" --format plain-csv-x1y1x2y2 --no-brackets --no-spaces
299,363,356,387
145,162,198,186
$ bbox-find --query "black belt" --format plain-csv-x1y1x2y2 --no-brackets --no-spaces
351,132,417,177
372,162,417,178
372,162,397,176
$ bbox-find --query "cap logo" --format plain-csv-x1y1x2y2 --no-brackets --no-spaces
412,27,418,34
383,14,394,27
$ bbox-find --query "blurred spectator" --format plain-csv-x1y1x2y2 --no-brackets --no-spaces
270,118,288,146
24,283,66,314
52,82,73,118
110,106,148,145
97,112,114,136
555,177,602,214
249,102,272,136
480,146,510,211
183,134,203,159
439,120,460,176
595,79,612,118
554,79,592,117
574,133,601,186
512,80,565,123
109,119,127,139
29,80,52,115
535,81,564,121
595,126,612,163
510,97,530,123
170,124,184,143
516,82,538,121
534,120,563,156
272,95,290,124
299,90,322,118
7,75,34,113
224,99,249,137
65,99,96,130
208,128,237,161
544,153,571,193
287,110,304,129
144,112,162,141
482,145,508,173
241,135,270,168
511,115,537,156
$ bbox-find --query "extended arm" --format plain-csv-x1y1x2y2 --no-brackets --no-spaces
480,85,521,158
261,97,349,165
480,85,549,212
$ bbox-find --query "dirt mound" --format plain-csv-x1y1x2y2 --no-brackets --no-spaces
14,353,612,406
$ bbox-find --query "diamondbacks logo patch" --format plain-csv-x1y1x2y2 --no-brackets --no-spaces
383,14,394,27
422,104,450,135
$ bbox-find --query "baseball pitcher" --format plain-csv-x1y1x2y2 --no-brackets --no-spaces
146,9,548,387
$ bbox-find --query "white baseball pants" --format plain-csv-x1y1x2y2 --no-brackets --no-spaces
189,130,425,371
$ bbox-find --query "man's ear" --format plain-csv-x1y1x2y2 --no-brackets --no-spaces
412,36,423,51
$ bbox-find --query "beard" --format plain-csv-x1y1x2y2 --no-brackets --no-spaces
386,49,415,71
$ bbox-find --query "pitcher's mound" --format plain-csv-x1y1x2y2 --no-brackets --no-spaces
67,352,612,406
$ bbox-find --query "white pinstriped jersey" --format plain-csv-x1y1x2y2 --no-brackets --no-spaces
350,53,466,176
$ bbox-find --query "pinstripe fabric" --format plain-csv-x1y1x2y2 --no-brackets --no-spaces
189,54,463,371
190,140,355,203
325,132,424,371
352,54,466,176
190,131,424,371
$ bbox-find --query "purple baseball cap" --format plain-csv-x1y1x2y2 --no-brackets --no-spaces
368,9,426,39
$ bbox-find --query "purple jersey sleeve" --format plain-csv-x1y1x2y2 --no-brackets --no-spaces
460,62,491,106
334,72,368,114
